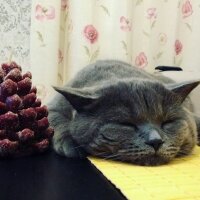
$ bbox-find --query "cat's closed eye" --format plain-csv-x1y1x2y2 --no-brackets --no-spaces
120,122,138,130
162,119,181,132
161,118,188,132
161,120,174,129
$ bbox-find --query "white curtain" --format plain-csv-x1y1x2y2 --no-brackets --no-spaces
29,0,200,102
1,0,200,103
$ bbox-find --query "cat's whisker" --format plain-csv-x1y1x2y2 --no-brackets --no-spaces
167,145,178,149
91,152,103,156
94,151,110,156
119,148,144,153
176,149,194,157
93,151,120,160
102,154,120,161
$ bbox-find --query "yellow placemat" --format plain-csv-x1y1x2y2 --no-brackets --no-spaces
90,146,200,200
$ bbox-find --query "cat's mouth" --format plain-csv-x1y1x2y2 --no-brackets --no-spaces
116,149,173,166
95,151,171,166
88,146,173,166
131,154,170,166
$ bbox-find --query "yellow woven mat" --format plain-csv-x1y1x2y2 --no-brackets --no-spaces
90,146,200,200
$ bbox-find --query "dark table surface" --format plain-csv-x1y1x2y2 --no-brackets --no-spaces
0,150,126,200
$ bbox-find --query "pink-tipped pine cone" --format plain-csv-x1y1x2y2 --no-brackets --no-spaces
0,61,54,157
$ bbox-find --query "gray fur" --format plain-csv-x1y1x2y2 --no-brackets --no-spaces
47,60,200,166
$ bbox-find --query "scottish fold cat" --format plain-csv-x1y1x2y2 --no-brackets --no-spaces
48,60,200,165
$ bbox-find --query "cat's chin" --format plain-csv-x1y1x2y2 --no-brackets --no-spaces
96,153,172,166
130,155,171,166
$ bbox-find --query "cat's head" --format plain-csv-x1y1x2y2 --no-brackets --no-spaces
54,79,199,166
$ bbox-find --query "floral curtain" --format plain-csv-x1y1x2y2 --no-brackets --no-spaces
1,0,200,103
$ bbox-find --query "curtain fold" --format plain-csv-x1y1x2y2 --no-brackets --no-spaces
30,0,60,101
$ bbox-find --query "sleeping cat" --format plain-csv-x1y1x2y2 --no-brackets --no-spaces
47,60,200,166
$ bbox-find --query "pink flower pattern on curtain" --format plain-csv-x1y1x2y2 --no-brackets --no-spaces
29,0,200,102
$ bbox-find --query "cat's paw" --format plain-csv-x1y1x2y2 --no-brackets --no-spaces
53,133,86,158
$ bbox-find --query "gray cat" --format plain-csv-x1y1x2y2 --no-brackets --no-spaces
47,60,200,166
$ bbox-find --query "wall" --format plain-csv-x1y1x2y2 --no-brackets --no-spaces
0,0,31,71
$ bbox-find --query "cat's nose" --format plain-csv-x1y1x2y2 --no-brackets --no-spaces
145,130,164,151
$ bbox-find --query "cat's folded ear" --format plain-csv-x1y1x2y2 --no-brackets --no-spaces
167,80,200,102
53,86,100,111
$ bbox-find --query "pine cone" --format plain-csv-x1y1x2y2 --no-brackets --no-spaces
0,61,54,157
